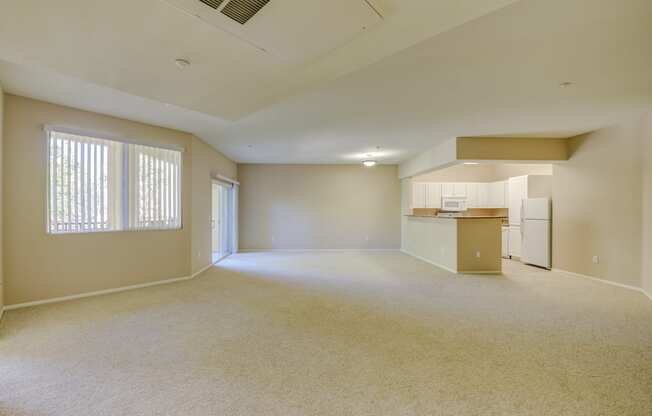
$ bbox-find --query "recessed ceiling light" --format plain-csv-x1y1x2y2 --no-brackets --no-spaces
464,162,479,165
363,160,377,167
559,81,573,88
175,58,191,70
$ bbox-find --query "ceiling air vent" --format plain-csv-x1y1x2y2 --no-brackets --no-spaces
221,0,270,24
198,0,225,9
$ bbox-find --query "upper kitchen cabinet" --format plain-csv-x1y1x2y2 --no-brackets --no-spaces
412,182,427,208
426,183,442,208
488,181,507,208
442,183,467,198
466,183,479,208
477,183,490,207
412,182,442,209
469,181,507,208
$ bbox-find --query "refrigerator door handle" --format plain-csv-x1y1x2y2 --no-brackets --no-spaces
520,199,525,234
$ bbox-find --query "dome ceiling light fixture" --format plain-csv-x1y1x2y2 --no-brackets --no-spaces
175,58,191,70
362,146,381,167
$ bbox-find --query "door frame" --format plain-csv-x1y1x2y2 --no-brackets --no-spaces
211,175,239,264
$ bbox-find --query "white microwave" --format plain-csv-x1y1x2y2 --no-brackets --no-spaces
441,197,467,212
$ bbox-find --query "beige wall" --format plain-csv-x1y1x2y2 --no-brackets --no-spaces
457,137,569,161
239,164,400,250
641,114,652,296
415,163,552,183
2,95,236,305
552,119,644,288
492,164,552,181
0,86,4,314
415,164,497,183
190,136,237,274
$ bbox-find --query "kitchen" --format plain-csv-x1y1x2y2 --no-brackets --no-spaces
403,163,553,274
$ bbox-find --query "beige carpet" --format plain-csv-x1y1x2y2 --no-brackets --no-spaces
1,252,651,415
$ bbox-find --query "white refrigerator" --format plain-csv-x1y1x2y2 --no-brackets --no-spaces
521,198,551,269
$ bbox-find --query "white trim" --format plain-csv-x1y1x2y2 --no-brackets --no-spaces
400,249,458,274
212,252,231,264
3,265,216,312
238,248,400,253
192,262,214,278
552,268,651,301
217,174,239,186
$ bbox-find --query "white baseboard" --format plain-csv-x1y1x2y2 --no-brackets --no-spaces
552,268,651,302
3,264,216,312
192,262,215,277
238,248,400,253
400,249,458,274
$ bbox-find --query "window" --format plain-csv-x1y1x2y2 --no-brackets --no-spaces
47,129,182,234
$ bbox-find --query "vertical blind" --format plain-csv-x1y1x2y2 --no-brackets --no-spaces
47,129,182,234
128,145,182,230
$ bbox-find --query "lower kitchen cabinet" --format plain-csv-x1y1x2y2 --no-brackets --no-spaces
509,225,521,258
501,226,510,258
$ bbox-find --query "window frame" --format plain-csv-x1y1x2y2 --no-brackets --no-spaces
44,125,184,235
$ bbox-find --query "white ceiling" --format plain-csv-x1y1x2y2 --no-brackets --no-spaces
1,0,652,164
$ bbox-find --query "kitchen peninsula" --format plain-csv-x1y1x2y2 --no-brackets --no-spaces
403,212,503,274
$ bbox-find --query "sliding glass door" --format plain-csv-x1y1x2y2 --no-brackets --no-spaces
212,180,235,263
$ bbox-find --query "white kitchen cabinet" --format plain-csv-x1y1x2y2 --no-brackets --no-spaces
442,183,467,197
426,183,442,208
466,183,479,208
509,226,521,258
413,182,442,209
454,183,467,197
477,183,490,207
412,182,427,208
489,180,507,208
441,183,454,197
501,226,510,258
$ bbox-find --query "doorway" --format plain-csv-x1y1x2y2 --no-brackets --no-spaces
212,179,236,263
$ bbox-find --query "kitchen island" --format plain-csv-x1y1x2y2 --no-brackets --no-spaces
403,215,503,274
